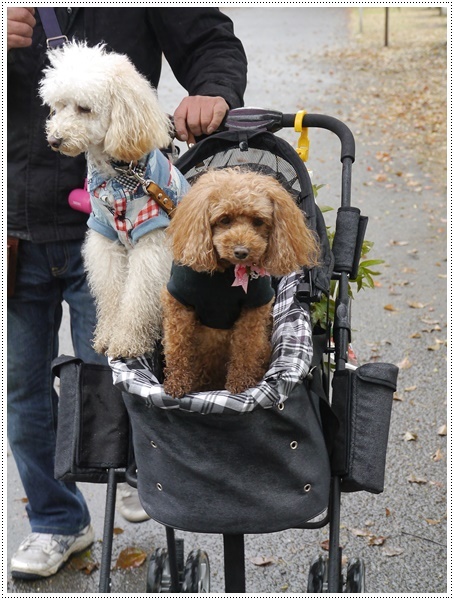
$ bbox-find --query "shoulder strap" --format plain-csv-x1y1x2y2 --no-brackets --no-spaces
37,8,68,48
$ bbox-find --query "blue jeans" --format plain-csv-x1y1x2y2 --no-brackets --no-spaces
7,239,107,535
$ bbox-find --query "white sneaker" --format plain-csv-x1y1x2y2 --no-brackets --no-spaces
116,482,151,523
11,524,94,579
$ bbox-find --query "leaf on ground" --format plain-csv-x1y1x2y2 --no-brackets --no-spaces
113,527,124,536
421,318,440,325
69,551,98,575
407,301,427,309
407,474,427,484
410,332,421,338
437,424,447,436
115,547,147,570
403,431,418,442
350,528,371,537
404,385,417,392
397,356,412,369
384,304,398,312
432,448,444,462
390,240,409,246
250,556,276,567
393,392,403,401
383,546,404,557
425,517,443,525
320,539,330,551
368,535,387,546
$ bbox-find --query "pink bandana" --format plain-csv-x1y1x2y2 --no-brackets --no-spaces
232,264,270,293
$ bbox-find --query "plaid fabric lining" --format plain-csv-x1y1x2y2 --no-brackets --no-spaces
109,271,313,414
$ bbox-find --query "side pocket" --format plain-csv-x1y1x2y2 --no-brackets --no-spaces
52,356,130,483
331,363,399,494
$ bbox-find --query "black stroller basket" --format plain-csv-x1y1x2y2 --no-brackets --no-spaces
52,109,398,593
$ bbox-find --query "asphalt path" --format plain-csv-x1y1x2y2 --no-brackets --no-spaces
6,7,447,594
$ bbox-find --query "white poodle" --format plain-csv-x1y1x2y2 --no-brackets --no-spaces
39,42,189,358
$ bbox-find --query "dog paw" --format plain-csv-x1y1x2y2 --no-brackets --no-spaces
225,374,260,395
163,381,190,399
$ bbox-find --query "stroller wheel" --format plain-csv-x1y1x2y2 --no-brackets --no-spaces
182,549,211,593
307,555,329,592
146,548,172,593
344,558,366,593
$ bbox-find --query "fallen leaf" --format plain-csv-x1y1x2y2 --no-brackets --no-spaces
384,304,398,312
70,551,98,575
113,527,124,536
397,356,412,369
385,508,392,517
350,528,371,537
250,556,275,567
320,539,330,551
368,535,387,546
115,547,147,570
383,547,404,557
403,431,418,442
407,474,427,484
404,385,417,392
432,448,443,462
407,301,427,309
425,517,442,525
410,332,421,339
393,392,403,402
437,424,447,436
390,240,409,246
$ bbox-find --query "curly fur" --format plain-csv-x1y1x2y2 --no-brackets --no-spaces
39,42,175,358
162,167,319,397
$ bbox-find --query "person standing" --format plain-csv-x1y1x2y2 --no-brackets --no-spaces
7,6,247,579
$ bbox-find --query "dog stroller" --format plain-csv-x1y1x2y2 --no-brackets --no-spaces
52,109,398,593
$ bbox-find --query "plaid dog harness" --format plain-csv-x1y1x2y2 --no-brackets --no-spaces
87,150,189,247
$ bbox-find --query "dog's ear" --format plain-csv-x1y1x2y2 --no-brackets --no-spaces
104,57,171,161
264,179,319,275
168,183,218,272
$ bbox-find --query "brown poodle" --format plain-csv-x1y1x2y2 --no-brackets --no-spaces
161,167,319,398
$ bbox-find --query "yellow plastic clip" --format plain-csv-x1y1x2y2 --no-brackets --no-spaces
294,110,310,162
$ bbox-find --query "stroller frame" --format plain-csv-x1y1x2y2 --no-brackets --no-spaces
53,110,397,593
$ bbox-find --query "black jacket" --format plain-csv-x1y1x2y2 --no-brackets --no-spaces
7,7,247,242
167,264,275,329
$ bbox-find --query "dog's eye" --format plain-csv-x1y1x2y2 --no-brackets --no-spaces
218,216,232,225
253,218,265,227
77,106,92,114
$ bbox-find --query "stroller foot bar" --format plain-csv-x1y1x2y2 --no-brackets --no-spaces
223,534,246,593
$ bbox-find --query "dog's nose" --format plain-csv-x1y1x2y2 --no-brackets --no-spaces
48,136,62,150
234,246,249,260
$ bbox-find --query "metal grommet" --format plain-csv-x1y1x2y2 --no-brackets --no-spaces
150,440,157,448
278,402,285,411
156,483,163,491
290,441,298,450
304,483,312,493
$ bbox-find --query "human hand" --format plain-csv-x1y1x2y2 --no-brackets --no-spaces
7,7,36,51
173,96,229,145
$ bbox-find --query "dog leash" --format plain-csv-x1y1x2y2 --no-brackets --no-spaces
37,8,68,48
113,162,176,217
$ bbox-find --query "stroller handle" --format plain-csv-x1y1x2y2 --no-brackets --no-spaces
223,108,355,164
